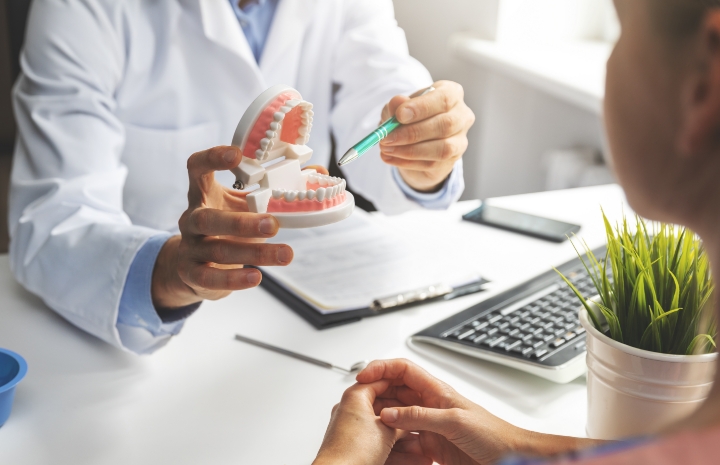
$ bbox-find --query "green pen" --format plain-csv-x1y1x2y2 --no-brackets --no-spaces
337,86,435,167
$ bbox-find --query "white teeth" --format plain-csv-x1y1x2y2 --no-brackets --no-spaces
255,149,265,159
260,138,270,150
306,190,315,200
340,180,346,192
316,187,326,201
274,112,285,122
285,190,297,202
266,130,275,139
306,110,314,117
295,136,307,145
280,106,292,113
298,126,308,136
285,99,300,107
333,185,339,197
270,122,280,131
272,189,284,199
297,191,306,201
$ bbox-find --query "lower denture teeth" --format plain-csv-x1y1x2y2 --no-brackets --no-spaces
285,191,297,202
272,189,284,199
307,190,316,200
298,191,306,201
316,187,326,201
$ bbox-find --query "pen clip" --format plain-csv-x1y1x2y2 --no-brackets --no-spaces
371,283,453,312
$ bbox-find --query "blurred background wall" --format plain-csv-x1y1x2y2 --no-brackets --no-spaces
394,0,617,200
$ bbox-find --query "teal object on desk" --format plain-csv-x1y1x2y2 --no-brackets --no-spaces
0,348,27,427
337,86,435,166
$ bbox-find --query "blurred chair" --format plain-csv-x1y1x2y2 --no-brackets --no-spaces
0,0,31,254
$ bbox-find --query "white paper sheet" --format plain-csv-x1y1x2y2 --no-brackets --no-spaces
261,210,485,314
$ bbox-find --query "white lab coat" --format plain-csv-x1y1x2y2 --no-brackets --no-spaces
9,0,435,350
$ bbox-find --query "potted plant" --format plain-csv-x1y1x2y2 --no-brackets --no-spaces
557,213,716,440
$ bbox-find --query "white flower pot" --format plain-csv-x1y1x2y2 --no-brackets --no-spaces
579,308,717,440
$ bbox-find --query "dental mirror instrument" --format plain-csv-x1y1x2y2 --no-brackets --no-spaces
337,86,435,166
234,334,369,374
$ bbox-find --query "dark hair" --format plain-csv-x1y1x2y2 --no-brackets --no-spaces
651,0,720,39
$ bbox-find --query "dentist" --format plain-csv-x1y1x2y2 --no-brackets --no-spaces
9,0,474,353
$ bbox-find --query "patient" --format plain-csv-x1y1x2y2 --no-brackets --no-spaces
312,0,720,463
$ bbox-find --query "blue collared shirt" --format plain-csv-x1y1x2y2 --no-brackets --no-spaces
116,0,464,354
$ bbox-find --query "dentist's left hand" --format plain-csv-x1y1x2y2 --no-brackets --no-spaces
151,146,294,309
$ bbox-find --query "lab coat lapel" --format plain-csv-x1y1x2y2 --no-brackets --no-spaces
260,0,317,85
198,0,264,83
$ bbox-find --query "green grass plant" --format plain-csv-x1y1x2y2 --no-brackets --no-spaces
556,212,716,355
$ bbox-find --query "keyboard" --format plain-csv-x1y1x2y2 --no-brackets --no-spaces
410,247,605,384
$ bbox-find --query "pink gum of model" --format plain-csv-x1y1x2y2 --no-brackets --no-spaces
229,85,353,223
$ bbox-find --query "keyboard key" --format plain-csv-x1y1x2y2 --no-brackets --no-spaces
508,315,521,324
529,317,541,325
543,334,555,342
487,314,503,324
457,329,476,340
554,328,566,336
541,321,554,330
564,323,576,330
472,333,488,344
552,338,566,348
508,328,520,337
530,327,543,335
564,332,577,340
497,321,510,330
520,333,533,341
510,345,525,354
486,328,498,336
500,327,513,335
532,340,544,349
488,336,508,348
518,310,531,319
447,330,462,339
522,347,534,356
575,327,586,335
519,323,531,331
533,349,548,358
505,339,522,351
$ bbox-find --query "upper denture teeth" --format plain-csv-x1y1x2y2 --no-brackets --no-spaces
274,112,285,121
270,122,280,131
296,137,307,145
260,138,270,150
255,149,265,159
285,99,300,107
316,187,326,201
266,130,276,139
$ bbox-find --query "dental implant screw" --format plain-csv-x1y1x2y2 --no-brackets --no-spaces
233,180,245,190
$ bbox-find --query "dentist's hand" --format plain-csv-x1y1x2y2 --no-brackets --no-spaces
358,359,602,465
151,146,294,309
380,81,475,193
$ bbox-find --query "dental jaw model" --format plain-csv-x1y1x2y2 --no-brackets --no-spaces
230,85,354,228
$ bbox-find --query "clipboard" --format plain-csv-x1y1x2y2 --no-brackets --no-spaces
259,271,489,329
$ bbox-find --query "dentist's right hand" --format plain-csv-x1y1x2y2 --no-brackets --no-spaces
151,146,294,309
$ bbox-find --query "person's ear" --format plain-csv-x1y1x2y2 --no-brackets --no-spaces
679,11,720,157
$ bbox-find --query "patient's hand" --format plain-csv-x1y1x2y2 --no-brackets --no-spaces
358,359,602,465
313,380,405,465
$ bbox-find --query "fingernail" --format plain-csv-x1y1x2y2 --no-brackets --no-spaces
223,149,237,163
385,133,396,144
277,246,293,264
382,408,399,423
382,145,395,153
398,107,414,123
246,270,261,285
259,218,276,235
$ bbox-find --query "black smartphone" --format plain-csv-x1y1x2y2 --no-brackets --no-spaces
462,204,581,243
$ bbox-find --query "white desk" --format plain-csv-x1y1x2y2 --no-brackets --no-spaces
0,185,626,465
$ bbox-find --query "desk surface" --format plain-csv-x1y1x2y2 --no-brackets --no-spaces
451,34,611,115
0,185,626,465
